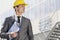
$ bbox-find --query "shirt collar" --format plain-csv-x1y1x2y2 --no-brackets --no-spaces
14,14,23,21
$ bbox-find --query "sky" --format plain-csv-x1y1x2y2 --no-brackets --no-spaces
0,0,60,34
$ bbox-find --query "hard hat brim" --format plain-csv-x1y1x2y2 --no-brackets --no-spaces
13,4,28,8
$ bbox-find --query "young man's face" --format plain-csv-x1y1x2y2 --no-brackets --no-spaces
14,4,25,16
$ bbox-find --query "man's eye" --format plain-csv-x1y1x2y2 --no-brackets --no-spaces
16,6,19,7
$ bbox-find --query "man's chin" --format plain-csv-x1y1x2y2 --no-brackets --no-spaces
19,12,24,13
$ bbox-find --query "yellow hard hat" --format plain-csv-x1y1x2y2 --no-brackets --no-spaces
13,0,28,7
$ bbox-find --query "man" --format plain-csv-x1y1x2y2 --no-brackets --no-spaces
0,0,34,40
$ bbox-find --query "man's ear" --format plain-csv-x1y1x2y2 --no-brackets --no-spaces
13,7,16,11
14,8,16,11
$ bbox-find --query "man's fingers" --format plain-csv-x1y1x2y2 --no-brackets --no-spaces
10,32,17,38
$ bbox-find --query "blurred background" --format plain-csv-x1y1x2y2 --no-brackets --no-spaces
0,0,60,40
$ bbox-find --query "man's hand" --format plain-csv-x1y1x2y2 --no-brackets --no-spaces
10,32,17,38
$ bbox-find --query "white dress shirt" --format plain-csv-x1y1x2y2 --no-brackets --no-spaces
14,14,23,24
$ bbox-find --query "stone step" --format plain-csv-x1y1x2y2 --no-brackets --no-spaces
45,22,60,40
